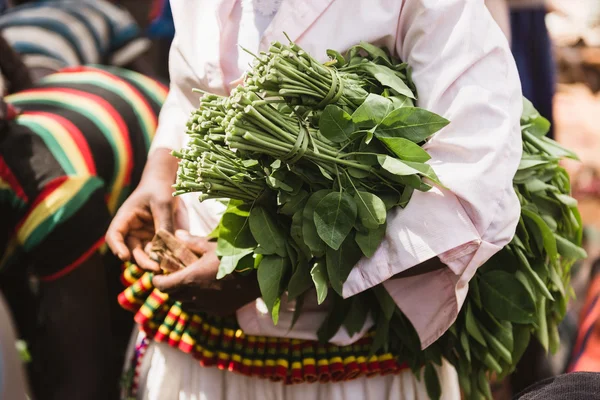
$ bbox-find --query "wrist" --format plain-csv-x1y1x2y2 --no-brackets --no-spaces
140,147,179,189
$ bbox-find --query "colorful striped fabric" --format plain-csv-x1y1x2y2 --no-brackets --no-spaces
0,65,167,280
118,263,408,397
0,0,150,70
569,270,600,372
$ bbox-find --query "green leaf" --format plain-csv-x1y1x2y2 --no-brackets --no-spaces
249,206,287,257
271,298,281,325
279,189,309,216
480,323,512,364
523,130,579,160
360,63,415,99
522,208,558,260
535,297,549,351
257,255,291,325
342,296,370,336
290,292,305,330
266,175,293,192
326,49,346,66
479,270,537,324
287,257,313,300
521,97,539,123
511,325,531,367
377,107,449,143
234,253,256,272
217,249,252,279
373,285,396,321
351,93,393,124
355,223,386,257
377,137,431,162
310,260,328,305
242,159,259,168
377,155,421,176
302,190,330,256
216,205,257,279
389,95,413,109
291,210,312,259
369,314,390,355
424,364,441,400
326,234,362,296
318,165,335,180
460,330,471,363
555,234,587,259
554,193,578,208
319,105,356,143
466,304,486,346
317,294,351,343
355,42,391,64
314,192,358,250
354,191,387,229
402,160,443,186
514,247,554,300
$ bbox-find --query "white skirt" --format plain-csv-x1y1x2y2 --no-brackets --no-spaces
124,329,461,400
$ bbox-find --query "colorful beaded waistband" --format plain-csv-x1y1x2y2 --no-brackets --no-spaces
118,263,408,384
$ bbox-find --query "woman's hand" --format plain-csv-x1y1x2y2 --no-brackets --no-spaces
106,148,179,272
152,231,261,317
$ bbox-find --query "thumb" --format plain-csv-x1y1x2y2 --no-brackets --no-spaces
151,198,174,233
152,268,189,293
175,230,213,255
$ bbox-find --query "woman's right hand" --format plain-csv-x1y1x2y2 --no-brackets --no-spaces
106,148,179,272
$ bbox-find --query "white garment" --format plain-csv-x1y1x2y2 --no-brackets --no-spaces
153,0,522,349
127,330,461,400
138,0,523,397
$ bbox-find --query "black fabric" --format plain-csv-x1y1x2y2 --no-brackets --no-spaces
515,372,600,399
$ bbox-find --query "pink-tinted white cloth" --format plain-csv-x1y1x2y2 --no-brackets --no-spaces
152,0,523,350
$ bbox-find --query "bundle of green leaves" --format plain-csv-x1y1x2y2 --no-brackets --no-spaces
173,39,586,399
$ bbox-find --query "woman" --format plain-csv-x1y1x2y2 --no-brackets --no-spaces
0,34,167,399
107,0,523,398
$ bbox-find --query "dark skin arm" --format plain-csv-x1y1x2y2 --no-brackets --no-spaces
152,230,445,315
152,231,261,316
106,150,257,315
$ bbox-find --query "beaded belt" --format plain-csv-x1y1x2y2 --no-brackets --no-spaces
118,263,408,385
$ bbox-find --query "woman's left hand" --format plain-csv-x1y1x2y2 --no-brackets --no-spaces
151,230,261,316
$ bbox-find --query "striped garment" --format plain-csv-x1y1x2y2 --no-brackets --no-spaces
0,0,150,71
0,65,167,281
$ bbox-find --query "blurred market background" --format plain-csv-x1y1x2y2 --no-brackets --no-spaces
3,0,600,399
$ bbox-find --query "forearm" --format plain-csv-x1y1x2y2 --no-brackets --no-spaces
140,147,179,188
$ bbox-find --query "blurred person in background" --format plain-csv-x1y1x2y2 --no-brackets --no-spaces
0,0,155,79
0,28,167,399
508,0,557,139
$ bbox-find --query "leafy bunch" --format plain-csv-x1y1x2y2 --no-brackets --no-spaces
174,39,447,313
173,38,586,399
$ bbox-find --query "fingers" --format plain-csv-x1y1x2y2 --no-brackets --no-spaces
106,206,152,260
152,253,219,292
152,268,190,293
127,236,160,272
175,230,214,255
151,199,174,233
106,212,132,261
